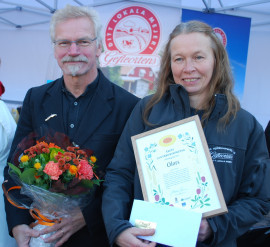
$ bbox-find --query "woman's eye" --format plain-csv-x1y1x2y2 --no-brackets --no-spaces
195,56,204,60
175,57,183,62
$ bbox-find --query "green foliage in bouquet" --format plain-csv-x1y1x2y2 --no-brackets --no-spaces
8,141,102,194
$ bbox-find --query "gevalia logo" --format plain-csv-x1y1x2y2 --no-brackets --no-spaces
99,5,161,67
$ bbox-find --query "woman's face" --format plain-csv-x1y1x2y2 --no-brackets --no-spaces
170,32,215,107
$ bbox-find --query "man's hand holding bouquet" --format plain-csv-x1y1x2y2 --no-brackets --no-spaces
3,133,102,247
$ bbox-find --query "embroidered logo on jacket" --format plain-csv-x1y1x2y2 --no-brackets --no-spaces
209,146,235,164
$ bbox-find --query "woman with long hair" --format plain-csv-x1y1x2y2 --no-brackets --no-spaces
102,21,270,247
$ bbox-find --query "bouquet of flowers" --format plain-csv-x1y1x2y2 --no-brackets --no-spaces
4,134,101,247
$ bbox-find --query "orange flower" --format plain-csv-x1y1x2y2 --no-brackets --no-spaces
58,158,65,166
73,159,80,166
62,156,70,162
69,165,78,175
34,162,41,170
55,153,64,160
77,150,86,156
20,155,29,163
48,143,61,149
67,146,75,152
90,156,97,163
64,163,71,170
42,148,50,153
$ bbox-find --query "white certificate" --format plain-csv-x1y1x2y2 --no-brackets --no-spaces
131,115,227,218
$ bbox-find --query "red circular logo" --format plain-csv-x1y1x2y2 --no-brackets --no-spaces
105,6,161,54
213,27,227,47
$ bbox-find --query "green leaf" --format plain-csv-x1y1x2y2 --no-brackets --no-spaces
49,148,64,160
20,168,36,185
93,179,103,186
39,183,49,190
80,179,94,188
8,162,21,177
49,149,59,160
40,153,49,163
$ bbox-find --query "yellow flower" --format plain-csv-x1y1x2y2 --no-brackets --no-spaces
34,162,41,170
69,165,78,175
90,156,97,163
20,155,29,163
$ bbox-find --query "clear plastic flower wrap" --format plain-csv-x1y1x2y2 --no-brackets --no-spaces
20,182,93,247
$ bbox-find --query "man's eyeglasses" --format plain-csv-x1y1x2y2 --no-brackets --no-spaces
53,37,97,49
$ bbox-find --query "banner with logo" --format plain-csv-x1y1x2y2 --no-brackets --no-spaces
181,9,251,101
98,3,180,98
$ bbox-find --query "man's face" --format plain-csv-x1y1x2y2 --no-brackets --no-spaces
54,17,101,77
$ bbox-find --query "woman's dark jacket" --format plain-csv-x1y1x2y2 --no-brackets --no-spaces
102,84,270,247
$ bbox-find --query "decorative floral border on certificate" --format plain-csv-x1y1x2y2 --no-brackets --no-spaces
191,172,211,209
132,115,227,218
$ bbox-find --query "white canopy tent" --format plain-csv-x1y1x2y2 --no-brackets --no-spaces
0,0,270,128
0,0,269,30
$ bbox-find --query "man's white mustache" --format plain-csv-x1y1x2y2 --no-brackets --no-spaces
61,55,89,63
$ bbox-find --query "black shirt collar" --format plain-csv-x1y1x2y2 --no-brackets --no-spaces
61,72,99,99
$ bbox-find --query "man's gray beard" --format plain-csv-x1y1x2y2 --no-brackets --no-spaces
67,65,81,76
62,55,88,76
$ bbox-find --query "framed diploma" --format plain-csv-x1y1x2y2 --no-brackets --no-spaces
131,115,227,218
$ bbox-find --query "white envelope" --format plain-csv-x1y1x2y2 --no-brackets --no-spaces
129,199,202,247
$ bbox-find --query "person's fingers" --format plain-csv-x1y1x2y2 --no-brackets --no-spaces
42,228,63,242
148,242,157,247
133,228,156,236
13,224,40,247
55,232,71,247
27,228,40,238
116,227,157,247
39,223,61,235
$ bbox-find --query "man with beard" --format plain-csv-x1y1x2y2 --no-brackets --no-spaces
3,5,139,247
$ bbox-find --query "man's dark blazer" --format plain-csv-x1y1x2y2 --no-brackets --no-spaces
3,69,139,246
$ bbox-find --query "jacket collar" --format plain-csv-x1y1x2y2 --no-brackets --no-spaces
168,84,228,120
73,69,114,147
169,84,191,118
210,94,227,120
42,77,65,132
42,69,114,147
